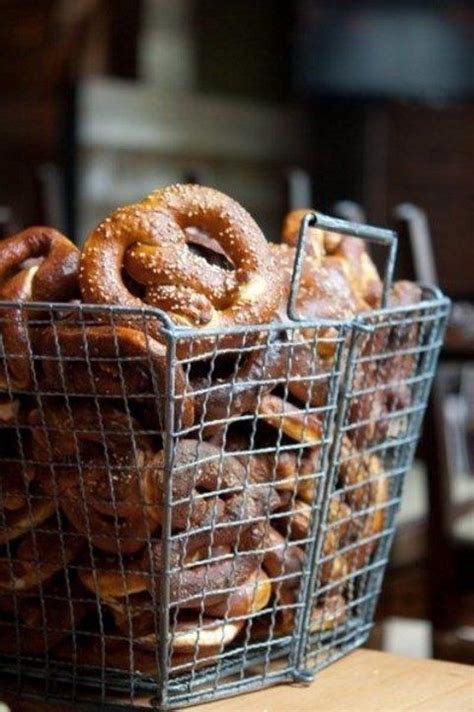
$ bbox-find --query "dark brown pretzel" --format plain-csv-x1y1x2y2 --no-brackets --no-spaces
80,184,282,356
29,401,161,554
242,522,305,591
37,323,194,429
142,528,262,609
277,590,346,635
276,497,351,586
250,592,346,641
0,460,57,545
0,227,80,388
0,579,89,656
0,523,85,592
193,337,290,437
54,634,220,675
152,439,279,532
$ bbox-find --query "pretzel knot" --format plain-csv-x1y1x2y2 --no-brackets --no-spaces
0,227,80,388
79,184,282,355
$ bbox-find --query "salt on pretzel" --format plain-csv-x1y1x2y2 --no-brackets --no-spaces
142,529,262,609
80,184,282,356
281,209,382,308
152,439,279,532
0,227,80,388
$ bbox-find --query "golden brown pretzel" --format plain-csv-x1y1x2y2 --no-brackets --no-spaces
205,568,271,618
257,394,323,445
78,554,149,599
281,209,382,308
37,323,194,429
152,439,279,532
135,615,244,657
0,227,80,388
80,184,282,355
0,523,85,592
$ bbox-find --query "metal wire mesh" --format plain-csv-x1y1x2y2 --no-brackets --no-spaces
0,215,450,710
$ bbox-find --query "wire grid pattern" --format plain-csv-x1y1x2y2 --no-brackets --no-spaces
0,234,450,711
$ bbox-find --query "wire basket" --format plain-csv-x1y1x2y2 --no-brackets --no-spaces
0,213,450,710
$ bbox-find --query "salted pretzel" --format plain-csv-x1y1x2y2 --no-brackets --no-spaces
205,568,271,618
257,394,323,446
152,439,280,532
193,336,289,437
281,209,382,308
0,227,80,388
80,184,282,356
142,528,262,609
37,323,194,429
0,523,84,592
78,554,148,600
242,523,305,591
0,578,89,657
0,460,57,545
29,401,161,554
277,590,346,635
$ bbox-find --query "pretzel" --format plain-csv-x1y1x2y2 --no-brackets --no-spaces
193,336,289,436
37,323,194,429
281,209,381,308
0,579,89,656
257,394,323,445
54,630,230,675
29,400,161,554
276,497,351,586
80,184,282,356
0,459,57,545
243,523,304,591
152,439,279,532
0,523,85,592
277,590,346,635
210,429,304,494
143,527,263,609
0,227,80,388
137,616,244,657
0,396,20,425
78,554,148,600
205,568,271,618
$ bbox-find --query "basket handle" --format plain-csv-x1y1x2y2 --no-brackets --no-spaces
286,211,398,321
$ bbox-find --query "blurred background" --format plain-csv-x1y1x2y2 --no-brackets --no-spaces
0,0,472,665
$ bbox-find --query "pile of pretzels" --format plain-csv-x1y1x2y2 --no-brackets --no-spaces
0,185,421,674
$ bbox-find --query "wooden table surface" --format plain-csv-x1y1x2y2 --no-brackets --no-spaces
1,649,473,712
